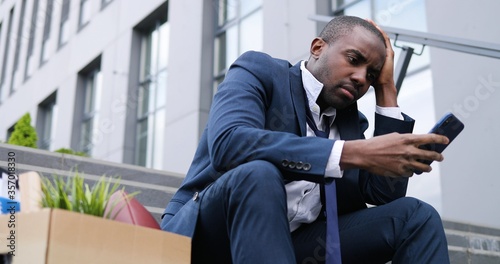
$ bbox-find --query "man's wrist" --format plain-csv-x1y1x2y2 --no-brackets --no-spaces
374,84,398,107
339,140,366,171
325,140,345,178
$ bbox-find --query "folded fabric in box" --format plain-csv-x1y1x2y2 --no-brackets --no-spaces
0,167,20,214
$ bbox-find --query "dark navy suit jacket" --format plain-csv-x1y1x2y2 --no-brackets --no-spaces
161,51,415,237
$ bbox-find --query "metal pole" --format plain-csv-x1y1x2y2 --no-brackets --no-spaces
394,46,414,94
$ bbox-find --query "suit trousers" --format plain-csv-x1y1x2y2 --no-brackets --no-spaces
292,197,450,264
190,160,295,263
184,160,450,264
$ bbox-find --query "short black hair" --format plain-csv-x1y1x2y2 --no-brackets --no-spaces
319,16,386,47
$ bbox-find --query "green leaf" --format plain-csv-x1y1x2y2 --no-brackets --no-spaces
39,170,138,218
7,113,38,148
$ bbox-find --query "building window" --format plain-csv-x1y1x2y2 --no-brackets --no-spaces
40,0,54,66
6,124,15,142
78,64,102,156
37,92,57,150
24,0,40,80
58,0,71,48
135,19,169,169
101,0,112,9
330,0,427,32
10,0,27,94
330,0,364,15
214,0,263,93
0,8,14,102
78,0,91,29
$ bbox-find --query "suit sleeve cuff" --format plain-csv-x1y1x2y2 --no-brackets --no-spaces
374,112,415,136
325,140,344,178
375,105,403,120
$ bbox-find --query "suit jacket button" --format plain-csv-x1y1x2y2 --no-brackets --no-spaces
288,161,296,169
296,162,304,170
303,163,311,171
281,159,289,167
193,192,199,201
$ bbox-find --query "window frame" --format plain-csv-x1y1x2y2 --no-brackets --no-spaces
37,91,57,150
134,19,169,169
58,0,71,49
6,124,15,143
9,0,27,94
0,8,15,101
213,0,263,94
80,67,101,155
101,0,113,10
24,0,40,81
78,0,91,30
40,0,55,66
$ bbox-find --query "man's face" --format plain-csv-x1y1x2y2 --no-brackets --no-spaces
307,26,386,110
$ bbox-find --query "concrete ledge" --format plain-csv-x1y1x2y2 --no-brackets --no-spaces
0,143,184,223
445,220,500,264
444,220,500,237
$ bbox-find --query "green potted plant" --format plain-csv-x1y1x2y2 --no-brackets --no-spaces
40,172,132,219
8,113,38,148
39,171,161,229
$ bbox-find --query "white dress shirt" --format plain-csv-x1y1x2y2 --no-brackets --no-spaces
286,61,403,232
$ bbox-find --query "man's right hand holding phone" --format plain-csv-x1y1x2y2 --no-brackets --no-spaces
341,113,463,177
341,133,449,177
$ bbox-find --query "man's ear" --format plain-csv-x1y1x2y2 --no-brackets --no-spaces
310,38,327,59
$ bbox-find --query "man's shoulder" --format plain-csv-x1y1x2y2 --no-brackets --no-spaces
236,51,292,69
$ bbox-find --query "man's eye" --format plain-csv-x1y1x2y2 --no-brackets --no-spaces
367,73,376,82
348,56,358,64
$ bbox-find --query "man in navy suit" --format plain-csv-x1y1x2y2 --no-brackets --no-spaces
161,16,450,263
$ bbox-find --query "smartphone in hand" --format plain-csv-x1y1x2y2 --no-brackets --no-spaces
414,113,465,174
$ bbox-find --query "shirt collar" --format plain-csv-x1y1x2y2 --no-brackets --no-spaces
300,61,336,125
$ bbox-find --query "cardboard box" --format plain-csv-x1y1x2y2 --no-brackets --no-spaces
0,208,191,263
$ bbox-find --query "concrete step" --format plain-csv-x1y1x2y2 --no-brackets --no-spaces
0,143,184,222
444,220,500,264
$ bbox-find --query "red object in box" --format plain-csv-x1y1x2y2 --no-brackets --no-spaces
104,190,161,229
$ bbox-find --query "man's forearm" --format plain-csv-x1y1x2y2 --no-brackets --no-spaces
374,83,398,107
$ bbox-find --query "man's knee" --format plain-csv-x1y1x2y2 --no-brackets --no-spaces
230,160,283,185
395,197,444,234
225,160,286,201
398,197,441,219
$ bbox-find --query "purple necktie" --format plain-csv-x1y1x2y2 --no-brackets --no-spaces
304,102,342,264
324,181,341,264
